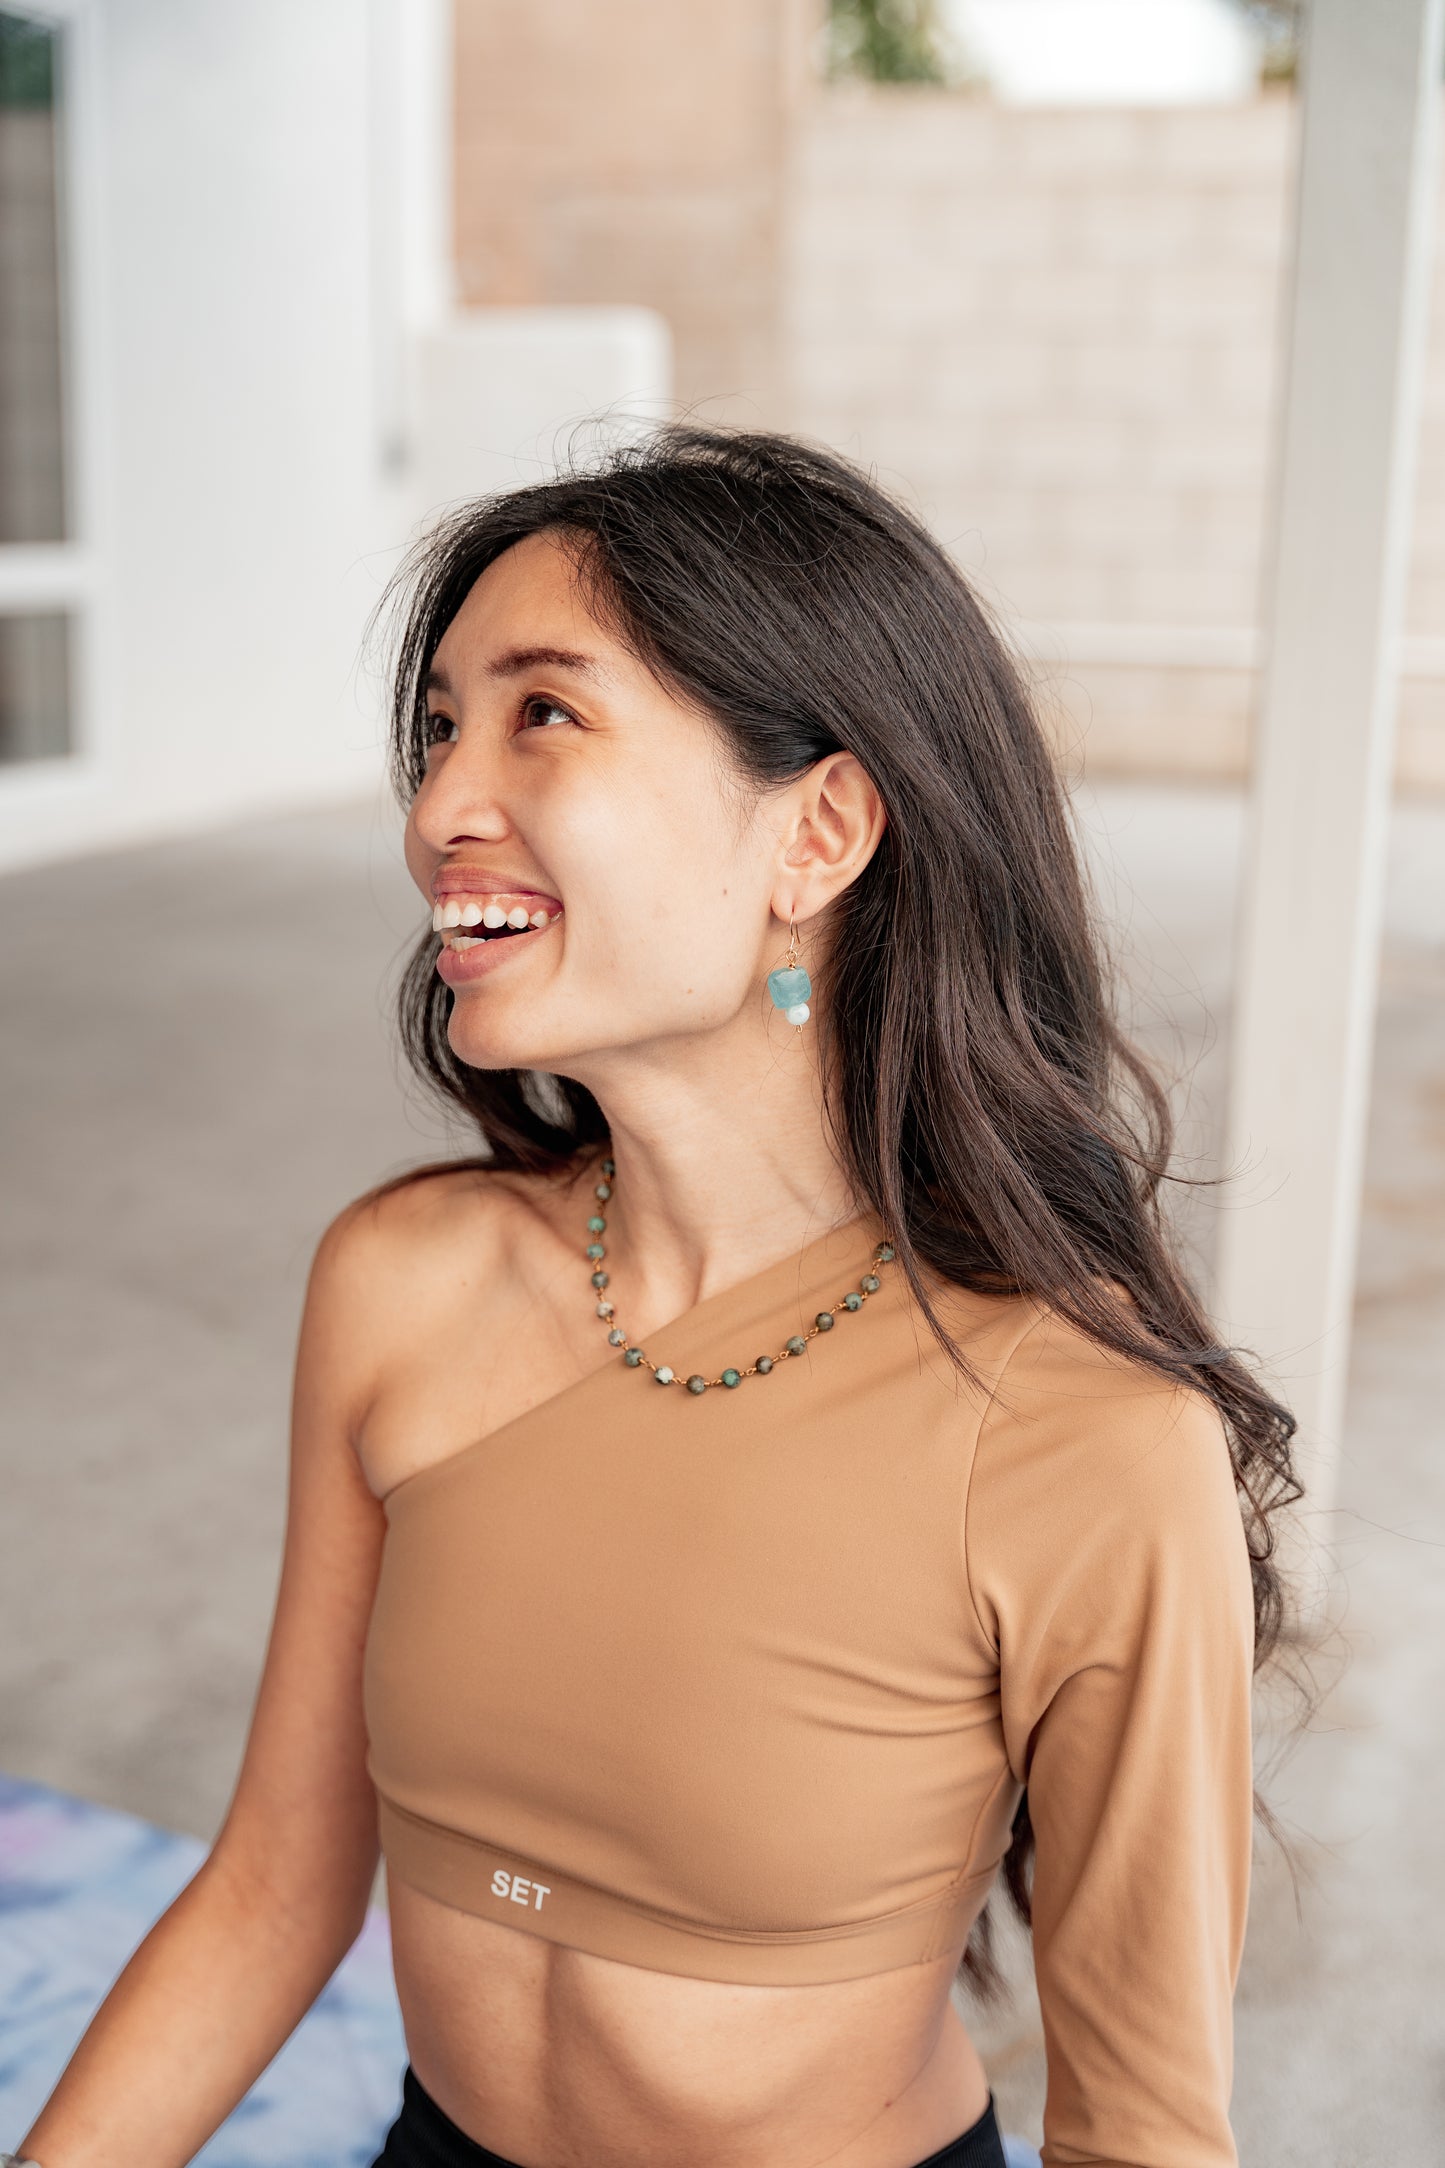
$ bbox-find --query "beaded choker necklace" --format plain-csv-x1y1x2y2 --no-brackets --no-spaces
584,1156,897,1395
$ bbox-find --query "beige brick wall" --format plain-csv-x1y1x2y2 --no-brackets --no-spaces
788,92,1289,629
449,23,1445,793
453,0,815,418
786,85,1445,793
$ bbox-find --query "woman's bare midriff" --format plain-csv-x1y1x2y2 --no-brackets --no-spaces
387,1880,990,2168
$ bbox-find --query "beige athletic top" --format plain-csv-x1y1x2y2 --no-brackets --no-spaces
364,1212,1254,2166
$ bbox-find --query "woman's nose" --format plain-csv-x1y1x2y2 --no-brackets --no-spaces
412,735,511,850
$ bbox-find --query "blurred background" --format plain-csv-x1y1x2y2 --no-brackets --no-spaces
2,2,1442,2162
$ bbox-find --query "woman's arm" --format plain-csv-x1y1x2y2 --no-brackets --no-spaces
18,1201,394,2168
965,1309,1257,2168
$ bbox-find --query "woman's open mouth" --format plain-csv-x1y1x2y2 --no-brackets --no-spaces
433,894,561,945
432,892,562,984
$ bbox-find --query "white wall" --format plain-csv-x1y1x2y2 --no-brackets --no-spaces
410,307,673,518
0,4,674,876
101,0,386,816
0,0,391,871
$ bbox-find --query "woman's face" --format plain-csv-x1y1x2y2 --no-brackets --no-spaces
403,529,799,1078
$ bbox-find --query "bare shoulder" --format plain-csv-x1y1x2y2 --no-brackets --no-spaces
320,1162,515,1290
303,1167,531,1416
310,1161,577,1347
305,1156,600,1493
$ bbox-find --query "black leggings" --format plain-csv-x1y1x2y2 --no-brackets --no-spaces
371,2063,1009,2168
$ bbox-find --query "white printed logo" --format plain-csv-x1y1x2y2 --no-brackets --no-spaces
491,1867,551,1911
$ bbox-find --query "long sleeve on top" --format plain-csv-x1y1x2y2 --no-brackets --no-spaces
964,1307,1257,2168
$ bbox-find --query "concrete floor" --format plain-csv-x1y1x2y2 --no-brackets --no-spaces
2,785,1442,2162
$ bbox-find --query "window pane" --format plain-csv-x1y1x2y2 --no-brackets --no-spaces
0,10,66,542
0,610,70,760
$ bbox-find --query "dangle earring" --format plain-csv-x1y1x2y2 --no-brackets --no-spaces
767,913,812,1029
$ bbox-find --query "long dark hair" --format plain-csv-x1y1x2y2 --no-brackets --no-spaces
377,423,1303,2000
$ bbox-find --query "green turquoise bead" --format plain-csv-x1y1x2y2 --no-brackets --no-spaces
686,1374,707,1395
815,1311,834,1330
587,1215,605,1234
721,1368,741,1387
595,1181,611,1200
861,1274,880,1293
624,1348,644,1366
586,1243,605,1260
767,964,812,1011
785,1335,807,1357
601,1157,615,1176
597,1300,614,1317
755,1355,773,1374
655,1365,675,1385
877,1243,895,1261
607,1328,626,1346
591,1270,609,1289
844,1291,862,1311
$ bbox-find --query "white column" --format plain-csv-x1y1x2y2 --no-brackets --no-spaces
1217,0,1445,1512
368,0,455,475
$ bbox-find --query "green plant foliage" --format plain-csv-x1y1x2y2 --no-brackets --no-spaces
827,0,946,86
0,11,56,110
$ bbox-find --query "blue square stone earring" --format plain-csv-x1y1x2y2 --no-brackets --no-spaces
767,913,812,1027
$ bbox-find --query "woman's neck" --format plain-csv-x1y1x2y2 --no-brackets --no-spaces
558,1018,861,1321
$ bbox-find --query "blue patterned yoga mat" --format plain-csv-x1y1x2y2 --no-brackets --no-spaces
0,1774,405,2166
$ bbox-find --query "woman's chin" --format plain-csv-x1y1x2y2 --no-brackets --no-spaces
446,1019,552,1074
441,991,725,1078
444,1004,590,1079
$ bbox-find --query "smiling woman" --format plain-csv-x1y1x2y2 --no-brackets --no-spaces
15,427,1301,2168
391,523,865,1073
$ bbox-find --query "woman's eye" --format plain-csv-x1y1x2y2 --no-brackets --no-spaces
521,696,576,731
426,713,458,746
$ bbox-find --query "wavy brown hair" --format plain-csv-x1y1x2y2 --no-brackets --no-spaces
376,423,1304,2001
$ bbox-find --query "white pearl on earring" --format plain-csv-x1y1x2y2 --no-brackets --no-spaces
785,1002,810,1026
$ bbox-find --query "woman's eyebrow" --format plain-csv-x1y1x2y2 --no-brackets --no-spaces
422,648,614,703
484,645,611,683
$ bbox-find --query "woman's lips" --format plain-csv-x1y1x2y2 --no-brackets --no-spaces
431,869,563,910
428,901,558,992
428,870,563,987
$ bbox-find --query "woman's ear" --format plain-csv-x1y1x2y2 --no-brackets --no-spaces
774,751,887,922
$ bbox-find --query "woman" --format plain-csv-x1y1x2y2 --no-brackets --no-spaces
15,427,1299,2168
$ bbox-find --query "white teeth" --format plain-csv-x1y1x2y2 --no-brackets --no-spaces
435,892,561,933
450,935,481,950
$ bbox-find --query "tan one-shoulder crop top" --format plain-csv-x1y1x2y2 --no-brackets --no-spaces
363,1213,1255,2167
